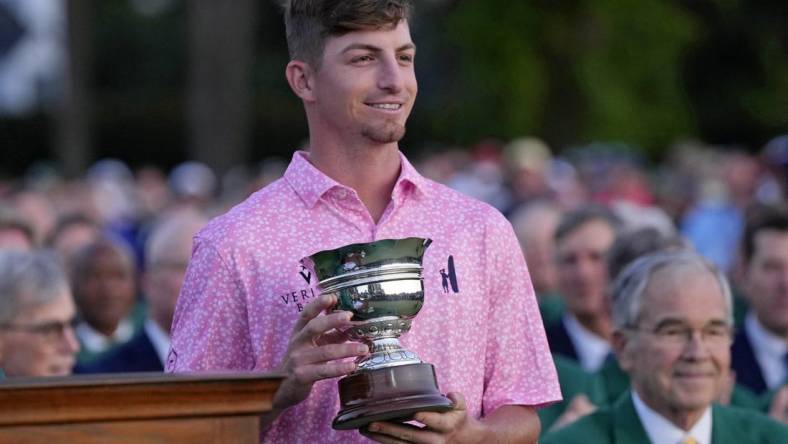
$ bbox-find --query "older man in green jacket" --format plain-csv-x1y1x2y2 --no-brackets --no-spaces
543,251,788,443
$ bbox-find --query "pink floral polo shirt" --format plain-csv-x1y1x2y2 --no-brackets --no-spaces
167,151,561,443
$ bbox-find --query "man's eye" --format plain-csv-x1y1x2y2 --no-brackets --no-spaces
353,55,373,63
398,54,414,63
705,327,729,338
658,327,684,337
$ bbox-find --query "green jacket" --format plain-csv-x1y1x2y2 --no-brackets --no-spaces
542,391,788,444
538,355,607,432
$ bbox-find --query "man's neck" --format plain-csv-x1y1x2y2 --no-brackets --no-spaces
634,389,706,431
574,312,612,340
308,141,402,223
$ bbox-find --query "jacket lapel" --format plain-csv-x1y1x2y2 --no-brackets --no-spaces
612,392,653,444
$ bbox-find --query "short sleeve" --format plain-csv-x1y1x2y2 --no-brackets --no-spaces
166,237,254,372
481,213,562,413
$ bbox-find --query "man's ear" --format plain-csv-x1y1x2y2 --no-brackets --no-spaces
285,60,316,102
611,330,632,372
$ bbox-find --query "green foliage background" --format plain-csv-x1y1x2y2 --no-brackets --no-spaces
2,0,787,173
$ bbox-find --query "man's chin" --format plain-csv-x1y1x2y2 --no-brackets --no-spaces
362,122,406,144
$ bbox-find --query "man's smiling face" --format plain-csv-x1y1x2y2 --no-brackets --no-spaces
309,20,417,145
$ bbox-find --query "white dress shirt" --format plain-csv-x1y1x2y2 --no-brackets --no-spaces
75,318,134,353
632,390,712,444
745,311,788,390
563,313,611,372
143,318,171,366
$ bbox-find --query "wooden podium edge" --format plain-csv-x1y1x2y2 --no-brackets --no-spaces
0,372,284,426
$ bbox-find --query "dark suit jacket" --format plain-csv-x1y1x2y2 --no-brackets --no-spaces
542,391,788,444
731,325,769,395
545,317,579,362
74,329,163,373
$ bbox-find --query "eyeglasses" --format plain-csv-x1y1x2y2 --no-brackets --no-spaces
0,317,78,342
626,322,733,347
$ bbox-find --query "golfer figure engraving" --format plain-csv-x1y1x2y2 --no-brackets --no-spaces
301,237,454,430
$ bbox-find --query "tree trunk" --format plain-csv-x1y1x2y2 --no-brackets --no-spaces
55,0,92,178
186,0,257,177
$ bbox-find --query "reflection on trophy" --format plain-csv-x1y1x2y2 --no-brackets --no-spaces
302,237,454,430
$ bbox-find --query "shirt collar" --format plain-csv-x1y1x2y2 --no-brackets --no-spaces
632,391,712,444
746,311,788,358
75,318,134,353
745,311,788,389
284,150,429,209
563,313,611,372
144,318,171,366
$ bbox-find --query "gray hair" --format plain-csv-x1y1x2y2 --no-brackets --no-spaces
555,204,621,243
609,250,733,330
0,250,70,326
145,210,207,268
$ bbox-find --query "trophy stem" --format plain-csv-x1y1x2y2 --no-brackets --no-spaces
356,337,421,371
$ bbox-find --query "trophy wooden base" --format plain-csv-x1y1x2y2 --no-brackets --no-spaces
332,363,454,430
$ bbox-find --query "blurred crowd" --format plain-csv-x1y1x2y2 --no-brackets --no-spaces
1,134,788,434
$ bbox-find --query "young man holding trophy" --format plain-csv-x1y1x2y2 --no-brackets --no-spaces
167,1,561,442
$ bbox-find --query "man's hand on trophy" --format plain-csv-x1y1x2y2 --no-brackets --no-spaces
272,293,369,412
360,392,487,444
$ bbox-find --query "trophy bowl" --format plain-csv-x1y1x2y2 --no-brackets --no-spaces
302,237,454,430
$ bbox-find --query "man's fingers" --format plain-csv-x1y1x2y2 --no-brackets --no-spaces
291,293,337,334
314,328,349,346
292,310,352,346
768,386,788,423
359,428,410,444
446,392,465,411
412,392,464,433
290,342,368,367
365,422,430,444
292,360,357,384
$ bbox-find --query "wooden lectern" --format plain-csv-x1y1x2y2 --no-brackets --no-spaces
0,372,283,444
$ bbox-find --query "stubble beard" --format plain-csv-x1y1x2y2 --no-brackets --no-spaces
361,119,407,144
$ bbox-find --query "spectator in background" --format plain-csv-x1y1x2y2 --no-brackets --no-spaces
47,213,101,271
168,161,217,210
502,137,554,205
732,205,788,395
681,150,758,274
0,251,80,377
546,204,620,372
543,251,788,444
0,205,35,251
76,209,207,373
509,200,564,326
539,227,690,435
70,237,140,364
7,188,57,246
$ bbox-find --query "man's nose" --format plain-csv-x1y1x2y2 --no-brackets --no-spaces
681,330,713,360
377,56,404,93
60,325,81,354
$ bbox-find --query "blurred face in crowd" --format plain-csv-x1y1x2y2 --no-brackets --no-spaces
0,227,33,251
295,20,417,146
51,222,100,268
144,241,193,335
512,207,560,295
556,219,616,319
616,267,731,428
74,246,136,336
744,229,788,337
0,290,80,377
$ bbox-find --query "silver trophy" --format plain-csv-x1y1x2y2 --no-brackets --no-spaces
302,237,453,430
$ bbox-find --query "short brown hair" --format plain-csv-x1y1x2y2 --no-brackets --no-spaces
742,204,788,262
283,0,413,67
